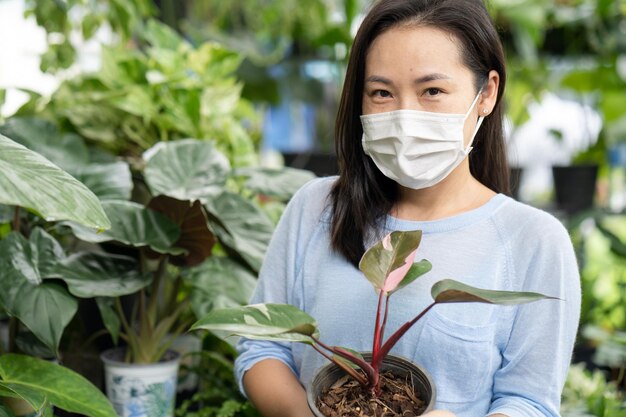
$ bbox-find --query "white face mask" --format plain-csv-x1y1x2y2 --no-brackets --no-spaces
361,92,484,190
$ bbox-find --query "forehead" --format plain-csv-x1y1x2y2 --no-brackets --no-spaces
364,25,467,77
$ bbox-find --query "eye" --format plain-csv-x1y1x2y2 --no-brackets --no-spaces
424,88,442,97
372,89,392,98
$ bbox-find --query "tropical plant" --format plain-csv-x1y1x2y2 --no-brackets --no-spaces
175,334,261,417
0,354,116,417
0,132,116,417
24,0,154,72
192,229,556,396
51,137,314,364
0,131,110,357
14,18,260,163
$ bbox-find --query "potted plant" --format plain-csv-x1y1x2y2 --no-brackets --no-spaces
191,230,556,416
42,137,313,417
0,132,115,417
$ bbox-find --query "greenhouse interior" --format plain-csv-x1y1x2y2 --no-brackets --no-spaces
0,0,626,417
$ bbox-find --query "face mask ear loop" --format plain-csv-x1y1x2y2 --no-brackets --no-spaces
464,89,483,119
463,89,485,154
465,116,485,154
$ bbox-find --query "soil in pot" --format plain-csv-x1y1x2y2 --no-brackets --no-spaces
308,354,434,417
317,371,427,417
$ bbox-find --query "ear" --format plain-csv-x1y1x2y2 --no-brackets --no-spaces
478,70,500,116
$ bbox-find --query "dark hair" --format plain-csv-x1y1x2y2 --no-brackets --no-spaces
330,0,509,267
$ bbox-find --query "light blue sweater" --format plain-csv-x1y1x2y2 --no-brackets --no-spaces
235,177,581,417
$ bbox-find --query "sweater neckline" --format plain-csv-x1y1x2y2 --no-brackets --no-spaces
384,193,508,234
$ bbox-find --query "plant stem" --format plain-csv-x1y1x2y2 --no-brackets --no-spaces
165,275,182,317
7,317,18,353
147,255,169,328
372,302,436,371
115,297,136,361
311,336,376,388
311,344,368,386
12,206,20,233
379,294,391,354
372,290,385,356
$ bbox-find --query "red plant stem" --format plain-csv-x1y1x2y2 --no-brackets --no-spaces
372,302,436,370
311,340,369,386
372,290,385,356
374,294,391,370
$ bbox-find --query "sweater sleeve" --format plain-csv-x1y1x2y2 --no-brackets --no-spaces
234,177,330,396
488,217,581,417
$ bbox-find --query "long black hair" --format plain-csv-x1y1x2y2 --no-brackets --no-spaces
330,0,509,267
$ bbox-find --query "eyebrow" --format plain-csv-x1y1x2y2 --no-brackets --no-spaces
364,73,451,85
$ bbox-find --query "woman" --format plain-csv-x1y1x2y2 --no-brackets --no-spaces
236,1,581,416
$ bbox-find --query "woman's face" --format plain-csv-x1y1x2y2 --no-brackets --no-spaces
362,25,497,146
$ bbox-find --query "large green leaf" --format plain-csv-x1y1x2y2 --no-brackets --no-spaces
191,303,319,343
232,166,316,201
56,252,151,298
0,118,89,171
431,279,557,305
359,230,424,292
0,229,65,286
72,162,133,201
0,260,77,354
0,354,117,417
205,191,274,272
143,139,230,202
0,230,76,355
0,134,110,230
183,256,257,317
65,200,183,255
147,195,215,266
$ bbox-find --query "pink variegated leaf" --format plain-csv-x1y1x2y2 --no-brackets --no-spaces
359,230,425,292
381,248,417,293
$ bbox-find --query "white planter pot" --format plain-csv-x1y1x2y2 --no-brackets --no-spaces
101,348,181,417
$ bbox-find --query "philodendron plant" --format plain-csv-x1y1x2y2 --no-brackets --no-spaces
192,230,556,396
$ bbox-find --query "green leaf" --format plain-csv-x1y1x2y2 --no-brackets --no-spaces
0,403,16,417
147,195,215,267
0,354,117,417
56,252,151,298
233,167,316,201
0,118,89,171
432,279,557,305
332,347,364,370
72,162,133,201
15,332,56,358
206,192,274,272
0,382,45,410
359,230,424,291
143,19,184,50
143,139,230,203
95,297,121,345
65,200,183,255
183,256,257,317
0,257,77,354
393,259,432,294
191,303,319,343
0,229,65,286
0,134,110,230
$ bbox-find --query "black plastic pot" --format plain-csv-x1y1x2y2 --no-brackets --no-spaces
552,164,598,215
306,353,436,417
